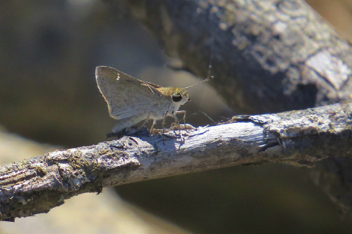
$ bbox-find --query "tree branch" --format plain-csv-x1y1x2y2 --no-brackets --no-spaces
1,102,351,221
120,0,352,112
116,0,352,216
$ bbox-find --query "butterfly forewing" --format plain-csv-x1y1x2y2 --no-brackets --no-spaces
95,66,164,120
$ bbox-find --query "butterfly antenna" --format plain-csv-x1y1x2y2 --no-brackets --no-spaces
184,75,214,89
185,37,215,90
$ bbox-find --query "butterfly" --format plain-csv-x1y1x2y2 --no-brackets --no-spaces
96,66,213,135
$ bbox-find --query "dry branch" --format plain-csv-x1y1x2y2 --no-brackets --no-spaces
117,0,352,215
121,0,352,112
1,103,351,221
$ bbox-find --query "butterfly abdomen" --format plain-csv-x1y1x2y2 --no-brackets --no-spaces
112,115,147,133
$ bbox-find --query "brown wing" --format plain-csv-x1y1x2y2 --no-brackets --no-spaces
95,66,165,120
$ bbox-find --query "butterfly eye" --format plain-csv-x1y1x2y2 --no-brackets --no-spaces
172,93,183,102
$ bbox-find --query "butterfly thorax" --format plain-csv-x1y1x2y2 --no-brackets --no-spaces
145,87,186,116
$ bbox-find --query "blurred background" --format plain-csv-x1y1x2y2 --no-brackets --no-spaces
1,0,352,233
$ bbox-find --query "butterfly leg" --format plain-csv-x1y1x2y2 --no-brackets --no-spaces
161,111,168,135
176,110,187,133
172,115,181,136
159,112,170,144
150,120,157,134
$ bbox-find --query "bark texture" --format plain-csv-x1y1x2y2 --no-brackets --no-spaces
1,103,351,221
117,0,352,216
122,0,352,113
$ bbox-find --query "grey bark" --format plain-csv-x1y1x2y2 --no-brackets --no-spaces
117,0,352,216
0,103,351,221
121,0,352,113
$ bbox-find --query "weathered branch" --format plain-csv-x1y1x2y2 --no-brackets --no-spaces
1,102,351,221
120,0,352,112
116,0,352,216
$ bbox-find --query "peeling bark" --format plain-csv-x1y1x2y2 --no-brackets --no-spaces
1,103,351,221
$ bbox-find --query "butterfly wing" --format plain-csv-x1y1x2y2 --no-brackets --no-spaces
95,66,165,120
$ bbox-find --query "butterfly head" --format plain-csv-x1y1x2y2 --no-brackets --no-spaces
157,87,190,105
171,88,190,104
